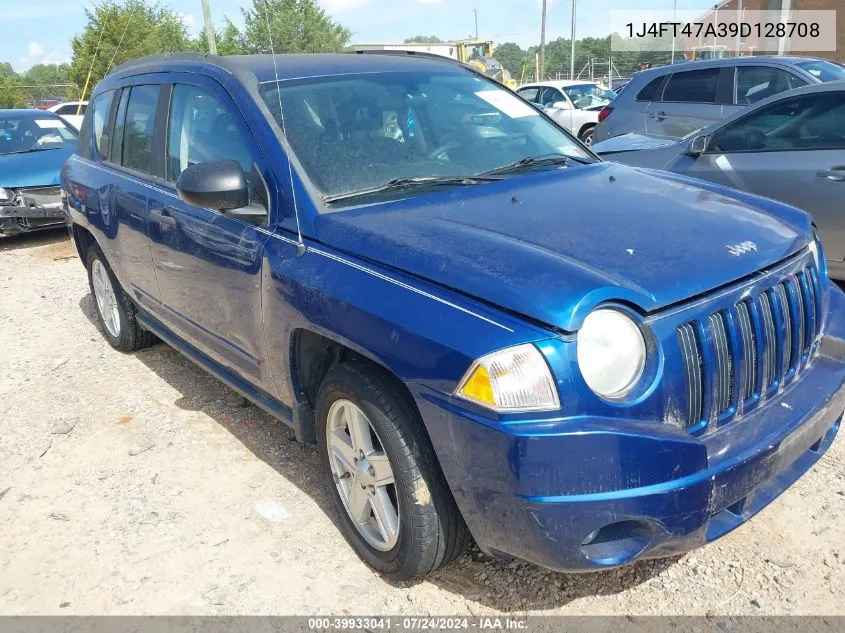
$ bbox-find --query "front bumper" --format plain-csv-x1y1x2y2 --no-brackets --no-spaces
415,287,845,572
0,187,65,234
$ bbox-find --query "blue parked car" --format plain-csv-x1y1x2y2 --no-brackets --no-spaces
1,109,77,235
62,52,845,580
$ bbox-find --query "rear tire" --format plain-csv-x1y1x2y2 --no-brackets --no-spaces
316,360,468,580
86,245,154,353
580,125,595,147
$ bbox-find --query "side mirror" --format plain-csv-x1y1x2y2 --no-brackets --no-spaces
176,159,251,212
686,135,709,156
551,100,572,111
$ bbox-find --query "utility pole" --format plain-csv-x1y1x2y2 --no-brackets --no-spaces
671,0,677,63
473,9,479,39
569,0,576,81
539,0,547,81
201,0,217,55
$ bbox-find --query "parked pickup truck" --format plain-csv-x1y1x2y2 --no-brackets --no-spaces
62,52,845,580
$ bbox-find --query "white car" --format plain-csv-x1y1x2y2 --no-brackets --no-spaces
47,101,88,131
516,81,616,146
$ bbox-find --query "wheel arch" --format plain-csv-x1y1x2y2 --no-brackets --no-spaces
71,223,97,264
578,121,597,139
288,328,425,446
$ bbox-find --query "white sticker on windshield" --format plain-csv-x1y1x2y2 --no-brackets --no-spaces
35,119,64,129
474,90,538,118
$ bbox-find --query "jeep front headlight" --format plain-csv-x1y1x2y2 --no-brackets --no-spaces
456,343,560,412
577,308,646,399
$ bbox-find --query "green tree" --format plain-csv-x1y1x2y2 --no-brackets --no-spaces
217,20,248,56
240,0,351,54
403,35,444,44
0,62,17,81
0,79,27,108
191,18,249,55
70,1,192,95
492,42,527,78
22,63,76,101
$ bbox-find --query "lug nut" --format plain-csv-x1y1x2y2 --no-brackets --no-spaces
367,466,375,477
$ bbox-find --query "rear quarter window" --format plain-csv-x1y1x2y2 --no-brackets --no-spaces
636,76,666,102
85,91,114,161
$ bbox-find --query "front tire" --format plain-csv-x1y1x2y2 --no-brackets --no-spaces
86,245,154,353
316,360,468,580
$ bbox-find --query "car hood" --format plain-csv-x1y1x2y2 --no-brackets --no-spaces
592,133,681,154
314,162,810,332
0,145,75,188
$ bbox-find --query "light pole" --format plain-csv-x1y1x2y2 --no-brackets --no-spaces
569,0,576,81
671,0,677,64
474,8,479,39
539,0,547,81
201,0,217,55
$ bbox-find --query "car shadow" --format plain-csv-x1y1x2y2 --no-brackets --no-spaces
78,293,676,610
0,228,69,252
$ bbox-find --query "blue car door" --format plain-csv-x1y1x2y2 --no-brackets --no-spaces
66,85,163,309
146,78,275,391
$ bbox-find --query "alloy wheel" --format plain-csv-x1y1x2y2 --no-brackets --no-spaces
91,259,121,338
326,399,400,551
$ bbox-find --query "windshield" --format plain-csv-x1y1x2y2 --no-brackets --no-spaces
260,70,594,203
562,84,616,109
0,115,77,155
796,60,845,82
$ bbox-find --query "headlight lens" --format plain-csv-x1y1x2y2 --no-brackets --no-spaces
577,309,646,398
0,187,8,202
456,343,560,412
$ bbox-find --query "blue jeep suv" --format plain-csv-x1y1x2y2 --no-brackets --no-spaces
62,52,845,580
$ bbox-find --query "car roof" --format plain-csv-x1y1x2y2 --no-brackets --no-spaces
0,109,63,118
634,55,827,80
106,51,467,88
518,80,599,89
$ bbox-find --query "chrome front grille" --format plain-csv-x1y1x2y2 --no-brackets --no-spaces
676,263,824,433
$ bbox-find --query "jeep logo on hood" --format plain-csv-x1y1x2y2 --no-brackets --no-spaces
726,241,758,256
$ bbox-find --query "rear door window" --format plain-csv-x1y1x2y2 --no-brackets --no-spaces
119,85,160,174
662,68,720,103
539,87,564,107
517,87,541,103
735,66,807,105
89,91,114,160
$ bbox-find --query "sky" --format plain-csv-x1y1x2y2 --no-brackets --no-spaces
3,0,723,72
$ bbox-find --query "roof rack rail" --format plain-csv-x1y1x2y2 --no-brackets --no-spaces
350,48,481,74
109,51,223,76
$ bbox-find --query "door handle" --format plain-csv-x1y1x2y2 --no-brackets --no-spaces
817,166,845,182
150,208,177,228
650,111,668,121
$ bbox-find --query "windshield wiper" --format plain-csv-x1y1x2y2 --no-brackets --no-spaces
323,175,501,204
478,153,585,177
1,147,63,155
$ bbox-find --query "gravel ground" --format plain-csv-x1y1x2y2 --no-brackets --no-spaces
0,230,843,616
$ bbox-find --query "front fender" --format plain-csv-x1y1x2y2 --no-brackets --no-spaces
260,231,551,406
